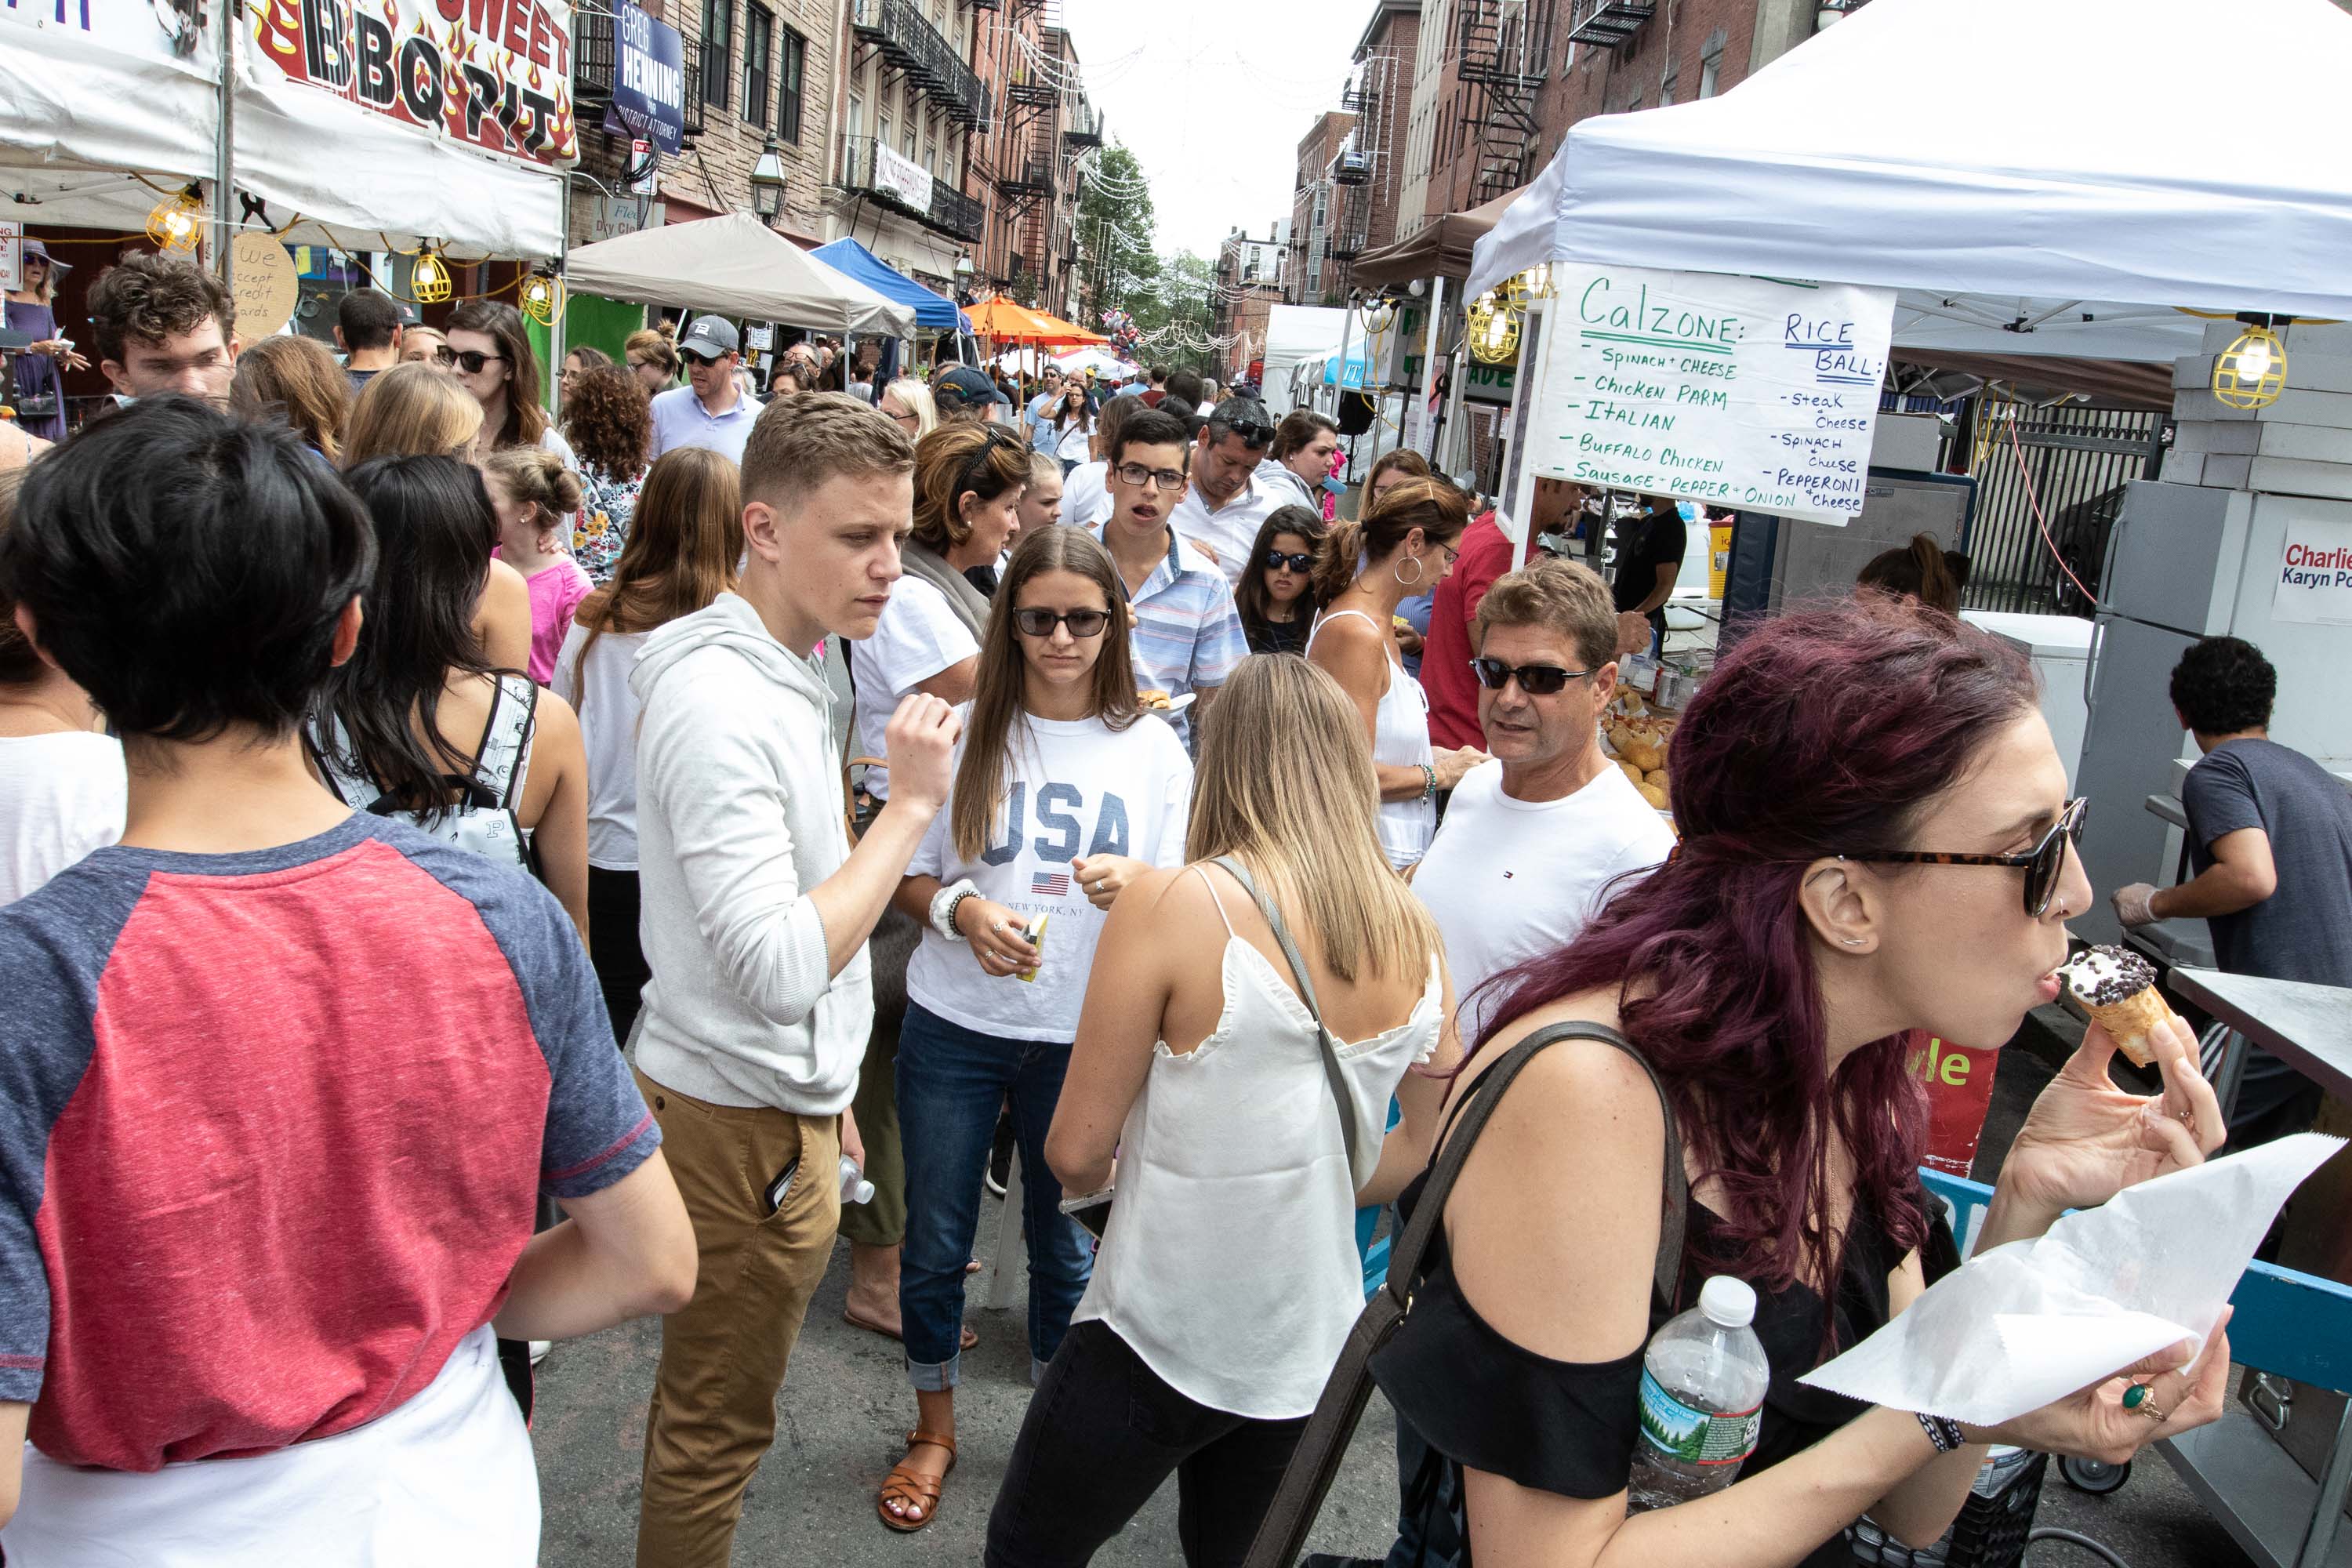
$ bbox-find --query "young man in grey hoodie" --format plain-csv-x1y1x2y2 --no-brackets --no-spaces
628,391,960,1566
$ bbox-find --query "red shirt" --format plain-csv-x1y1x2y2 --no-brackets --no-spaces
1422,514,1515,752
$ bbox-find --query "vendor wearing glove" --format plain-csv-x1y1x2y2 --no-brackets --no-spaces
2113,637,2352,1148
1369,600,2229,1568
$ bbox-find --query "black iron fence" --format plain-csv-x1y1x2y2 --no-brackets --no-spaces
1952,399,2166,618
839,135,982,243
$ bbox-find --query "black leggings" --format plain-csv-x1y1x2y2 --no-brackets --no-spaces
985,1319,1308,1568
586,866,649,1047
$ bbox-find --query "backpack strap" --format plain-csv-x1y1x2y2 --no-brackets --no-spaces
1207,855,1360,1177
1240,1018,1686,1568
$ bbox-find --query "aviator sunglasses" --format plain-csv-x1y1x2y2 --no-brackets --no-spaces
1838,796,2088,919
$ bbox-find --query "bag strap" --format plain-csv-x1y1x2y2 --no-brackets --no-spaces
1388,1018,1687,1318
1239,1019,1684,1568
1207,855,1359,1174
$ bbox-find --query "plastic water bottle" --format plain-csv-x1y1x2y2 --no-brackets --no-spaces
839,1156,876,1206
1626,1276,1772,1512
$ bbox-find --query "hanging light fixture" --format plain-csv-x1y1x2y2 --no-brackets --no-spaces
520,265,566,325
1467,291,1519,365
410,241,453,304
146,181,205,252
2212,314,2288,410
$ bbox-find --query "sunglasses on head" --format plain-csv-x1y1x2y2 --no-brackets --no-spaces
1011,607,1110,638
1224,420,1276,448
1838,797,2088,919
434,347,506,374
1264,548,1314,573
1469,657,1593,696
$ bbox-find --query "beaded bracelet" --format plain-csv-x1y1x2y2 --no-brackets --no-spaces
1418,762,1437,802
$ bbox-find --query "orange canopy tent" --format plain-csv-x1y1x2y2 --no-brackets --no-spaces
964,296,1107,347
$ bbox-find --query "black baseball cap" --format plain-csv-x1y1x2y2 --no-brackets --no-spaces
935,365,1012,408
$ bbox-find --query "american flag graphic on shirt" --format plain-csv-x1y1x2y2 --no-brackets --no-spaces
1031,868,1072,898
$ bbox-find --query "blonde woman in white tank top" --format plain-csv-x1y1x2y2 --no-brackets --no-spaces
1304,475,1486,871
985,654,1461,1566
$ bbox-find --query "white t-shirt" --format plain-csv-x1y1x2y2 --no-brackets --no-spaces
0,731,127,904
849,577,980,800
906,710,1192,1043
1055,421,1093,464
1063,459,1112,528
551,622,645,870
1414,758,1676,1037
1171,473,1286,588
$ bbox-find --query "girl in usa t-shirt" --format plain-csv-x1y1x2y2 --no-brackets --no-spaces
877,526,1191,1534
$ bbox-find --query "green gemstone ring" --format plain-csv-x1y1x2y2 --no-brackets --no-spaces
2122,1382,2151,1410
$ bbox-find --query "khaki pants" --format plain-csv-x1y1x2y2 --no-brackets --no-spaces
633,1069,842,1568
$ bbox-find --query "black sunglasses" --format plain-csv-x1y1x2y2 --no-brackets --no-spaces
1839,797,2088,918
956,426,1023,502
1470,657,1594,696
1223,420,1276,448
1264,549,1314,573
1012,607,1111,638
434,347,506,374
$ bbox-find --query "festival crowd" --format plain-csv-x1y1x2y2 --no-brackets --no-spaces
9,249,2347,1568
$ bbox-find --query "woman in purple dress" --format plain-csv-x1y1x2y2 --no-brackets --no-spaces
5,241,84,442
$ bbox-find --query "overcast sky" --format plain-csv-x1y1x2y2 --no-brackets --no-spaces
1057,0,1363,259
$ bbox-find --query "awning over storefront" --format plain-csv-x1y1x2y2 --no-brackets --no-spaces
1470,0,2352,347
567,211,916,334
811,238,967,332
1349,184,1527,292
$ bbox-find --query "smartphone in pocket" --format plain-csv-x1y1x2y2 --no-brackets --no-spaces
765,1157,800,1217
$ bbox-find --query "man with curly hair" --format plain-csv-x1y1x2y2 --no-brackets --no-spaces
87,253,238,405
2114,635,2352,1145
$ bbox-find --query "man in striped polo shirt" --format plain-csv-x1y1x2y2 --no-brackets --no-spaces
1087,406,1247,749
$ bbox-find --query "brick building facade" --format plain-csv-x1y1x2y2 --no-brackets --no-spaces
1286,110,1356,307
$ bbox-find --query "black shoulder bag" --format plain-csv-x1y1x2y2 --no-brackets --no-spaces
1242,1020,1689,1568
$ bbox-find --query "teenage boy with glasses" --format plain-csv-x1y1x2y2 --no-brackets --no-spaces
1171,397,1286,588
1085,407,1247,750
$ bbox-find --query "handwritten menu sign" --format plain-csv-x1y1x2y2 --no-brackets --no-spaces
1530,264,1897,523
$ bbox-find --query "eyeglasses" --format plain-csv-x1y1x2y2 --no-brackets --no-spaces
884,408,920,427
1470,658,1593,696
1264,549,1314,573
1011,607,1111,639
1838,797,2088,919
434,347,506,374
1114,462,1188,492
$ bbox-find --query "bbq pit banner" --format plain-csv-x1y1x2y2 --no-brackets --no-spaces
1527,264,1896,524
251,0,579,167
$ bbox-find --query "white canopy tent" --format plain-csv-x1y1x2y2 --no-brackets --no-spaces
1260,304,1349,392
0,2,564,256
568,212,917,336
1470,0,2352,358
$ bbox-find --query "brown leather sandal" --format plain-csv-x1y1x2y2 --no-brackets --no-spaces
877,1428,956,1534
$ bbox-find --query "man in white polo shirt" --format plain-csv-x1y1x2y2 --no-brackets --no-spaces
648,315,760,466
1169,397,1284,587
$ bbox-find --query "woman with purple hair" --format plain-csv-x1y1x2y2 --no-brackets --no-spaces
1369,598,2231,1566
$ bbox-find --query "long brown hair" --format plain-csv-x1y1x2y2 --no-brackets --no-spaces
568,447,742,698
229,333,352,463
912,423,1029,554
950,526,1139,860
342,361,482,468
446,300,547,450
1187,653,1437,983
1234,504,1329,644
1310,474,1468,601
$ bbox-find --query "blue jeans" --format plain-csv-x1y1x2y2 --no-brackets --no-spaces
896,999,1093,1388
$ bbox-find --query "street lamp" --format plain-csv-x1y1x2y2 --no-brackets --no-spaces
750,133,787,223
955,251,975,280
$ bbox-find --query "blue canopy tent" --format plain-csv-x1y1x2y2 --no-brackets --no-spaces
810,239,967,333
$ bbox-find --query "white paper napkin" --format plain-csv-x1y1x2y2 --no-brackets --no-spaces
1799,1133,2342,1425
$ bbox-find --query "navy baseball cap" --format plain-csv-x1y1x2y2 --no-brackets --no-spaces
935,365,1012,408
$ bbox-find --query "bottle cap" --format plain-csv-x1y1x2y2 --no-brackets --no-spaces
1699,1275,1757,1329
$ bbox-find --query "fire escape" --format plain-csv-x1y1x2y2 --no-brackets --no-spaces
1457,0,1555,209
993,18,1058,301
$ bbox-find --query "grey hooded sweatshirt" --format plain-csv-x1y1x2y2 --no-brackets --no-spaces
629,591,869,1115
